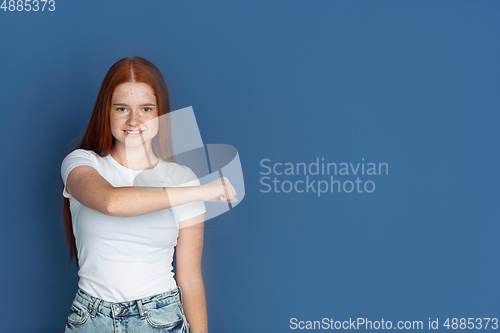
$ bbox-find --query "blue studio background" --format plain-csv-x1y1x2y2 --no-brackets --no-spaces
1,1,499,332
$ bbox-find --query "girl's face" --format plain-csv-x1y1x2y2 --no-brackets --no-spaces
110,82,159,149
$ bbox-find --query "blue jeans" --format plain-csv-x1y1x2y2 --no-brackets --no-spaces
64,287,189,332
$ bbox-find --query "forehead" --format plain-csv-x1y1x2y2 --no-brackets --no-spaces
111,82,156,102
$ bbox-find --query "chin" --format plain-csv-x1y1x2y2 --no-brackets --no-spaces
124,137,154,147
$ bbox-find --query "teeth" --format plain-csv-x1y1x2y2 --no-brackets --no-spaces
126,130,142,134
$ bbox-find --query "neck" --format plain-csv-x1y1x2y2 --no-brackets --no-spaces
110,142,159,170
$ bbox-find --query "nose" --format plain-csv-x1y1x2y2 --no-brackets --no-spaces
126,110,141,126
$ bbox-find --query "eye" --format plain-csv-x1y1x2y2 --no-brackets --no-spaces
143,107,152,112
117,107,127,112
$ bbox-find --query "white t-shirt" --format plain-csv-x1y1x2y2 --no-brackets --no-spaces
61,149,206,302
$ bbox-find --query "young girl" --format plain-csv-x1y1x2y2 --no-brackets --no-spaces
61,57,237,332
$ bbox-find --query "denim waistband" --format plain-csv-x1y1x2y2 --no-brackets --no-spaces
73,287,184,319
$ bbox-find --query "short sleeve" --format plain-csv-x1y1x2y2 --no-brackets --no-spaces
61,149,100,198
171,165,207,226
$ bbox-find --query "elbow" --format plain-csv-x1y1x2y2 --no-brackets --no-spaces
104,195,118,216
176,271,204,289
176,278,204,293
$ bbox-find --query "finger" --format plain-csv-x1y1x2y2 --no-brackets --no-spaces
228,181,237,198
220,177,231,200
223,178,236,196
222,179,236,199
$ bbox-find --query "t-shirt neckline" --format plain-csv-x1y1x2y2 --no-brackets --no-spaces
106,153,162,173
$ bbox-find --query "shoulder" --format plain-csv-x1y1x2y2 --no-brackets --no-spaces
63,149,101,160
61,149,103,176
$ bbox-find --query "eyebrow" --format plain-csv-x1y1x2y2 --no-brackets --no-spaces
112,103,157,106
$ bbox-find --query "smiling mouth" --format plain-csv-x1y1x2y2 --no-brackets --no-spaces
124,130,144,135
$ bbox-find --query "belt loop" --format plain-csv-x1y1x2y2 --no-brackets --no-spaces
178,286,183,305
137,299,145,319
90,298,101,318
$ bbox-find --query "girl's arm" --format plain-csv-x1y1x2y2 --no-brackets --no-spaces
66,165,237,217
175,214,208,333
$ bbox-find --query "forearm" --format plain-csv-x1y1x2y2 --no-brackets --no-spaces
106,186,203,217
178,278,208,333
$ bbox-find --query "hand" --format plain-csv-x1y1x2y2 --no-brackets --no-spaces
201,176,238,203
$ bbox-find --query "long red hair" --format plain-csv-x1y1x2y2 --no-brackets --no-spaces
63,57,175,267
